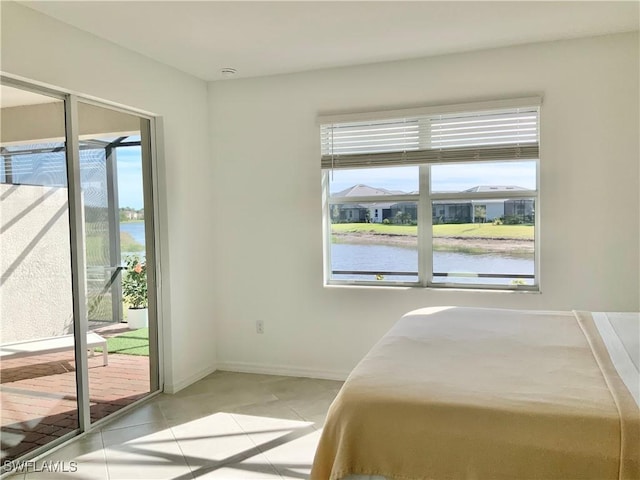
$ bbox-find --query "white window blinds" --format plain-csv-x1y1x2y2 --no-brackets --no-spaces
320,99,540,169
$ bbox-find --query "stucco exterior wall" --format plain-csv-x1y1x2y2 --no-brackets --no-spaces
0,184,73,343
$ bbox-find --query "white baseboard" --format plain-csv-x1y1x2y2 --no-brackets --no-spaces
216,360,350,382
164,364,218,394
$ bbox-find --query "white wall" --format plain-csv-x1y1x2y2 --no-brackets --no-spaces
209,33,640,379
1,2,215,392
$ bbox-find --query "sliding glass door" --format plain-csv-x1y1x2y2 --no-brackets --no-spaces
0,79,160,465
76,100,158,424
0,85,79,463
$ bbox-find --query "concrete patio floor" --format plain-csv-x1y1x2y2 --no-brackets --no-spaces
1,325,151,463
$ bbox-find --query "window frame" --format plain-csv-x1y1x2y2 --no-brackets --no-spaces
323,163,540,290
320,97,541,291
325,189,421,287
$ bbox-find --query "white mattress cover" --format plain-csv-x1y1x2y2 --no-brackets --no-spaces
342,310,640,480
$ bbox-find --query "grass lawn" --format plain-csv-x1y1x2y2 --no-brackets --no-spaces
332,223,417,236
85,231,144,256
120,231,144,252
433,223,533,239
95,328,149,356
332,222,533,239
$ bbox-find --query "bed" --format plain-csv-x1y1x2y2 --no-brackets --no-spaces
310,307,639,480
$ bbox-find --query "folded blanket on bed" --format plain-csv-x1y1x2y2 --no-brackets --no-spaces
310,307,639,480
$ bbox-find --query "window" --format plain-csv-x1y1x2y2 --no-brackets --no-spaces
321,98,540,290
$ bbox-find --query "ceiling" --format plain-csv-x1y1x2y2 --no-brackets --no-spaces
22,1,640,81
1,85,61,108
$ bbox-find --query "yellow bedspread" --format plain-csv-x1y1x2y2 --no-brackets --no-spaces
310,307,639,480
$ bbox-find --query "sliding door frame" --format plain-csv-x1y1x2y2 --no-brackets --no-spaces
75,96,163,398
0,75,164,447
64,95,91,431
0,76,84,465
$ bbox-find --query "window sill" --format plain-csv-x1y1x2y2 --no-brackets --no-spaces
324,282,541,294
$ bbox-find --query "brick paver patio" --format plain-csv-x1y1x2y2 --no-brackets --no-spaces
0,325,151,462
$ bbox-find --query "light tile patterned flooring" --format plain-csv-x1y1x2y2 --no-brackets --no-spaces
6,371,343,479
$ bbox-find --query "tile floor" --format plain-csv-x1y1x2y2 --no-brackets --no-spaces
5,371,343,479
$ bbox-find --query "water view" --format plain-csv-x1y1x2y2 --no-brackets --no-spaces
121,221,146,245
120,221,146,262
331,243,534,285
123,219,533,285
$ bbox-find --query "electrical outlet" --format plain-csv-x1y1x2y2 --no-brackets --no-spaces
256,320,264,334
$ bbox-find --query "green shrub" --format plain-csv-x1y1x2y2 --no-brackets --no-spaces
122,255,148,309
504,215,523,225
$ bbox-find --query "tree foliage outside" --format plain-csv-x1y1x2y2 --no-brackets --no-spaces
394,211,412,224
474,205,487,223
120,207,144,222
330,205,341,223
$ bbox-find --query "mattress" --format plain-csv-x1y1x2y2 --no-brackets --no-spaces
311,307,640,480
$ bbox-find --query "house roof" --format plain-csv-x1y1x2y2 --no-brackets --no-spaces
335,184,532,208
336,184,527,197
333,184,405,197
342,202,397,210
334,184,418,210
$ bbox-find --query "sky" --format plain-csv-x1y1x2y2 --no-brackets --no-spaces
329,161,536,194
116,146,144,210
115,150,536,208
